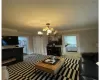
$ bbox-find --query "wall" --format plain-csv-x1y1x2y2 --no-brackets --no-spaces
79,29,98,52
62,28,98,53
2,27,98,54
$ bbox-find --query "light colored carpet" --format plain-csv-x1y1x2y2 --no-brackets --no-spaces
24,53,81,60
62,52,81,60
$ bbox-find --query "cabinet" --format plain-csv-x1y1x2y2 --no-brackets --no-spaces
2,47,23,66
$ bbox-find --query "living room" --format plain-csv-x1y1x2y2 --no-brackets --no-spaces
2,0,98,80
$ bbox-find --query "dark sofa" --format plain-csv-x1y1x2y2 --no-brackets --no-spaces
79,52,98,80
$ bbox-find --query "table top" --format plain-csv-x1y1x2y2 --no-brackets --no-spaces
35,57,65,74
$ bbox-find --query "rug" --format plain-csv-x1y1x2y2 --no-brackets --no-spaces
7,54,79,80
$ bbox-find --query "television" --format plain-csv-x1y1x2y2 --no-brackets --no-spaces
2,36,19,46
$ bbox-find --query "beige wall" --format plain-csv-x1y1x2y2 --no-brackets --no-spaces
79,29,98,53
62,28,98,53
2,28,98,54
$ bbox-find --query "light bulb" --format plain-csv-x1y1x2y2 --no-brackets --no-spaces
38,31,43,35
47,29,52,33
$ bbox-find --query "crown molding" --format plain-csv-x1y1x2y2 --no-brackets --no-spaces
2,28,34,36
59,27,98,33
2,28,18,32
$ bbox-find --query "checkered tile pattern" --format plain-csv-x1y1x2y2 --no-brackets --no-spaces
7,54,79,80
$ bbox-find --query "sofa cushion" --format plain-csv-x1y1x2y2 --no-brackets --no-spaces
80,75,98,80
80,62,98,79
81,53,98,63
80,57,96,65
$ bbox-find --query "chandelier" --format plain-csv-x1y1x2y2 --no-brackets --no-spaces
38,23,57,35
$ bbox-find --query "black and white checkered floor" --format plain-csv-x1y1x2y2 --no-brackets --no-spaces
7,54,79,80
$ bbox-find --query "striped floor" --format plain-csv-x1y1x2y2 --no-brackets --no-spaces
7,54,79,80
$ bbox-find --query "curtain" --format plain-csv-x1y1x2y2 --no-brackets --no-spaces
33,36,48,55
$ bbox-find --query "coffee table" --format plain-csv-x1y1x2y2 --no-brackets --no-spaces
35,57,65,74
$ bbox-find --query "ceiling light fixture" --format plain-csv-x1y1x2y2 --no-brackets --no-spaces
38,23,57,35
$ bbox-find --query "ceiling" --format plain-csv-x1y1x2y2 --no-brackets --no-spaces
2,0,98,34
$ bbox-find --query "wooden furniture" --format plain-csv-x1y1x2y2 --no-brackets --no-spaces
2,47,23,66
35,57,64,74
47,46,61,56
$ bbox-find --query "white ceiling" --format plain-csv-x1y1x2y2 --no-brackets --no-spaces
2,0,98,34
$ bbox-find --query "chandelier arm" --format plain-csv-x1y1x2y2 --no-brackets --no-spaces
38,23,57,35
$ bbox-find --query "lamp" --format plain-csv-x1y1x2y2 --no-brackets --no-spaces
38,23,57,35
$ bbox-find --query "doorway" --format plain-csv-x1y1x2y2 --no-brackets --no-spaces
64,35,78,52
